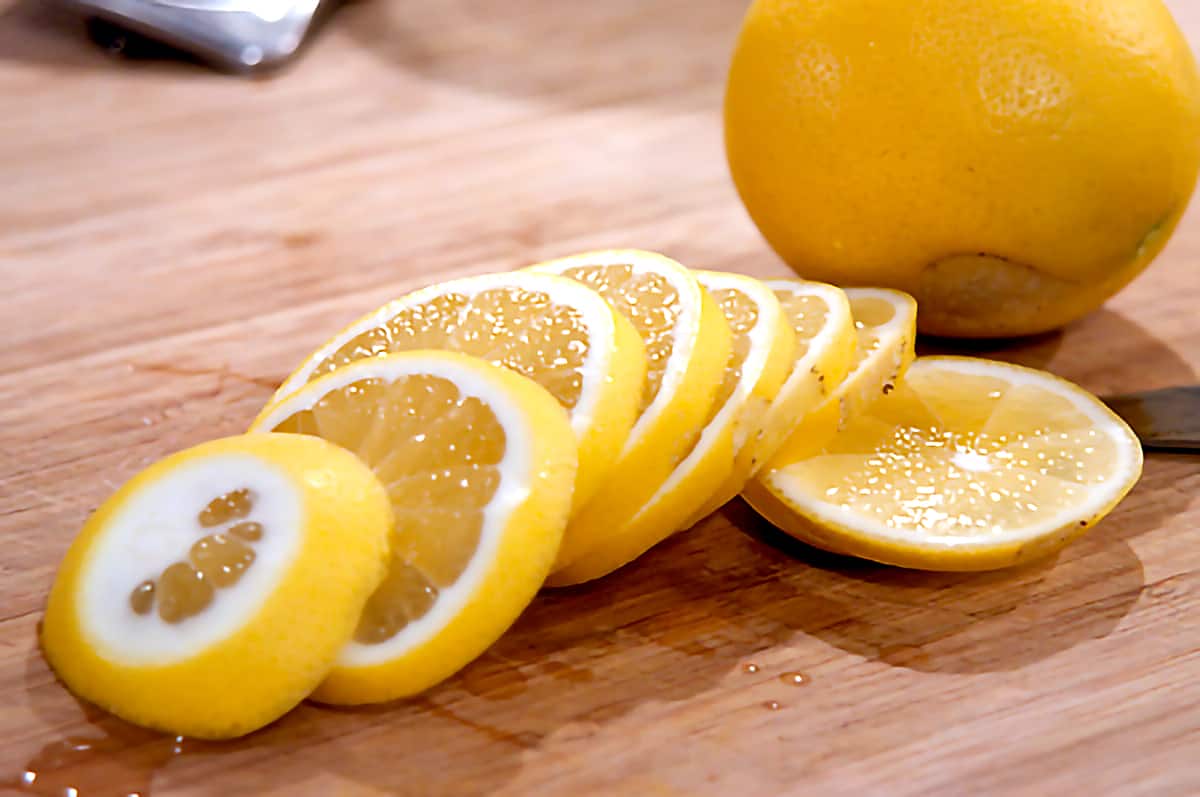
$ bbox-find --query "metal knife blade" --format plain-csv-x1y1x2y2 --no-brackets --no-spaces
1102,385,1200,452
60,0,323,72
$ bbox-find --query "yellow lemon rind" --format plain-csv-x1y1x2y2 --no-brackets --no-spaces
725,0,1200,338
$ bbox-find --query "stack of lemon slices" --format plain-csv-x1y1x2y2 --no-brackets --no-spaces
42,250,1142,739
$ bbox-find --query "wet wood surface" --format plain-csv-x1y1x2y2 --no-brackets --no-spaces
1,1,1197,794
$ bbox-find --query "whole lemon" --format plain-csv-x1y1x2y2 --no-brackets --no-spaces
725,0,1200,337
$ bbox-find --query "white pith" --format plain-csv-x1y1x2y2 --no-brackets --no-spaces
79,454,303,666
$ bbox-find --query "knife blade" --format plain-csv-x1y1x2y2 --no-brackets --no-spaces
1102,385,1200,452
59,0,323,72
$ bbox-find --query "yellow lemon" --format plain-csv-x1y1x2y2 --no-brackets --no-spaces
726,0,1200,337
41,434,393,739
549,270,794,585
271,270,645,514
764,287,917,465
528,251,733,571
744,357,1143,570
253,350,576,704
744,280,857,472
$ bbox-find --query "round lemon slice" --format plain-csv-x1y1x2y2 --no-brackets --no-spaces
41,434,393,739
549,271,794,585
271,271,645,513
251,350,577,704
528,250,733,571
762,287,918,465
744,357,1144,571
744,279,857,474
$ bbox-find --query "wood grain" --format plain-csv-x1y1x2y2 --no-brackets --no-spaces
1,1,1197,795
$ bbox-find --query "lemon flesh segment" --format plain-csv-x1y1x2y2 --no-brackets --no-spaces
764,287,918,465
271,271,645,514
252,350,576,704
744,356,1143,571
41,434,393,739
745,279,858,475
528,250,733,572
551,271,794,585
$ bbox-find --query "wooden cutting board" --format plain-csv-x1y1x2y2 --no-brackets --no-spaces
1,1,1197,794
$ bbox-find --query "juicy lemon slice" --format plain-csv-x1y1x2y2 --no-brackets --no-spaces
41,434,393,739
743,278,857,479
271,271,645,513
549,270,794,585
744,357,1144,571
763,287,917,465
251,350,576,704
528,250,733,571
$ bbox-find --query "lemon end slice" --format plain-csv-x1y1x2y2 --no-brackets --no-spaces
41,434,392,739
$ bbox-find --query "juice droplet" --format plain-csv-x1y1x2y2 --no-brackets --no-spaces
763,700,782,711
15,725,182,797
742,662,759,674
779,671,810,687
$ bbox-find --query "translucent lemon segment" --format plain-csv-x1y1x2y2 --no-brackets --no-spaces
253,350,577,704
272,373,504,621
314,289,588,408
557,262,679,412
271,271,645,512
707,287,760,416
549,270,793,586
744,356,1143,571
41,434,393,739
529,251,733,571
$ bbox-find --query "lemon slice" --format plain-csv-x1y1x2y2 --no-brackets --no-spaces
763,287,918,464
41,434,393,739
251,350,576,704
549,270,794,585
744,357,1144,571
528,250,733,571
271,271,645,513
743,278,857,478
